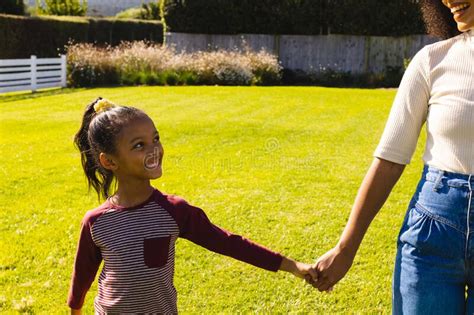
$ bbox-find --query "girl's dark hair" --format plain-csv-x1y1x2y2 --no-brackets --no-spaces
419,0,460,39
74,97,146,200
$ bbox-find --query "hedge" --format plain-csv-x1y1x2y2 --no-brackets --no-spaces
0,14,164,59
162,0,323,35
162,0,426,36
0,0,24,15
330,0,426,36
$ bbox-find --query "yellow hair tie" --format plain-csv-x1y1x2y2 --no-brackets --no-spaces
94,99,116,113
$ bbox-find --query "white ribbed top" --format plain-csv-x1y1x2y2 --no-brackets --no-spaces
374,29,474,175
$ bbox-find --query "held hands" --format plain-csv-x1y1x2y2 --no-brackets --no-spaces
308,246,355,292
279,256,318,283
280,246,355,292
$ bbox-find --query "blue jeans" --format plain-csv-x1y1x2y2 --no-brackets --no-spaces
393,165,474,314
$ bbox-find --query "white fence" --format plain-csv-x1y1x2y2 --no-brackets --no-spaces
0,55,67,94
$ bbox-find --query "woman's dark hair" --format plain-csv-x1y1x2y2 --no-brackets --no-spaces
74,97,146,200
419,0,460,39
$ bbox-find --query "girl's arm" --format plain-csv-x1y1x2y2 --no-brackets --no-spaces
68,212,103,309
313,158,405,291
161,194,316,282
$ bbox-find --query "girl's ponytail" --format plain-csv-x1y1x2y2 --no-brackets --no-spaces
74,97,103,198
74,97,145,201
74,97,113,201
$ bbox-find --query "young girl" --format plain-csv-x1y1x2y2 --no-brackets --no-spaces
67,97,317,313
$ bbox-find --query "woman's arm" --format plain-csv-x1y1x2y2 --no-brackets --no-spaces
313,157,405,291
311,44,430,292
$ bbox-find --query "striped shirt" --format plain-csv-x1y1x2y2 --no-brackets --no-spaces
67,189,283,313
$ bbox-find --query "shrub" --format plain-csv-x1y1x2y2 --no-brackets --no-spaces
281,66,404,88
0,0,25,15
141,2,161,20
245,50,282,85
116,2,161,20
116,7,145,19
38,0,87,16
214,60,253,85
66,41,282,87
0,14,164,59
66,43,119,86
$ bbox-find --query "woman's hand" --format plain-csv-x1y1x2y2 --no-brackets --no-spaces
279,256,319,283
312,246,355,292
71,308,82,315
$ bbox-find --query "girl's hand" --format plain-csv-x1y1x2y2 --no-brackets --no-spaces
312,246,355,292
71,308,82,315
279,256,318,283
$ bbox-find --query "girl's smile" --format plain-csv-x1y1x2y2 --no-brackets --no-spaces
144,147,163,171
113,116,164,180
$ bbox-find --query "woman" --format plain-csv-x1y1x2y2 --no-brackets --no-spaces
312,0,474,313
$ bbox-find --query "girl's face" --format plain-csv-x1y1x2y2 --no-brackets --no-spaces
110,116,164,180
442,0,474,31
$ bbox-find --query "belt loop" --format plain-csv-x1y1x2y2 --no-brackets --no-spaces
469,174,473,192
433,170,444,192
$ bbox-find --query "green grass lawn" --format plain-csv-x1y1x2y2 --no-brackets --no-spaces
0,86,426,313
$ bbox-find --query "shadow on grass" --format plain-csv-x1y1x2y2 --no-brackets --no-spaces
0,88,85,103
0,85,156,103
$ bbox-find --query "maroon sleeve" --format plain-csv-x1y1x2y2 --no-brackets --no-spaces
159,193,283,272
67,211,103,309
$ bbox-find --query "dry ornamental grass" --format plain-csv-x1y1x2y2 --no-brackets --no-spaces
66,41,282,87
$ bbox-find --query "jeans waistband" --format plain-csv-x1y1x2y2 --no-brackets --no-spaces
424,165,474,191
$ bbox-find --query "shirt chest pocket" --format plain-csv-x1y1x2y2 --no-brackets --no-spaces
143,236,171,268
